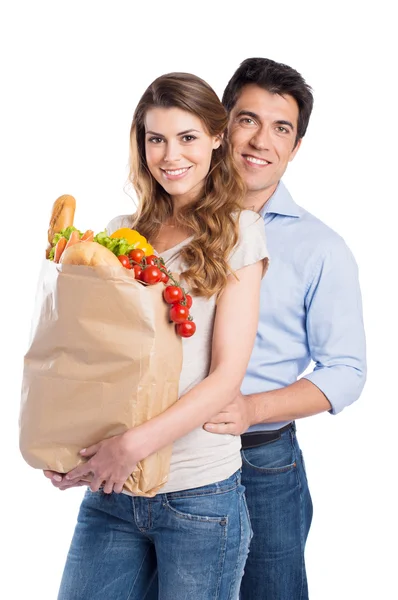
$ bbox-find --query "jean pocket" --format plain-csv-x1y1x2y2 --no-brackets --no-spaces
241,492,253,541
241,438,297,473
164,497,229,523
164,484,244,524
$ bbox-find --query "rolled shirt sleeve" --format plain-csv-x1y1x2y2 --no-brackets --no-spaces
302,237,367,414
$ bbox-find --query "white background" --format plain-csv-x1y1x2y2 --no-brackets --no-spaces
1,1,396,598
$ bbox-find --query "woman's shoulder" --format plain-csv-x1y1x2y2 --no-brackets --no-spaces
229,209,269,273
106,214,135,235
236,209,265,239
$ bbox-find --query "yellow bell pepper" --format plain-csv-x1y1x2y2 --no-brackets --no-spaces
110,228,154,256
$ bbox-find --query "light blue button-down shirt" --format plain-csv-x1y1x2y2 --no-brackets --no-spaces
242,181,367,432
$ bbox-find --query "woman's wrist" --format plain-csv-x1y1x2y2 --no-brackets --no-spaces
122,421,157,463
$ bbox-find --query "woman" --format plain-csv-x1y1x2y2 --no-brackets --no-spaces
48,72,269,599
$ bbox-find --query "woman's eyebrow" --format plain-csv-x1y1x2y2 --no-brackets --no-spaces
145,129,201,136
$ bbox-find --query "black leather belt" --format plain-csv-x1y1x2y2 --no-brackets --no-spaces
241,422,294,449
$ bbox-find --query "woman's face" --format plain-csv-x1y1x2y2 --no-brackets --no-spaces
144,107,221,206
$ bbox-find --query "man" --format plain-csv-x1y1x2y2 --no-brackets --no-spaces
203,57,367,599
46,58,366,600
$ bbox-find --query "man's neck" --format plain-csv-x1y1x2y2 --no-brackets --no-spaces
243,182,279,214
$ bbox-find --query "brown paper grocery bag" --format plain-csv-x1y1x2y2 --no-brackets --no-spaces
19,260,182,497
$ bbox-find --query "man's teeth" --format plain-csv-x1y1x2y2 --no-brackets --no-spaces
164,168,189,175
245,156,269,165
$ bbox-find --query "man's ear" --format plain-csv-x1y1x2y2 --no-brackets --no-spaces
289,138,302,162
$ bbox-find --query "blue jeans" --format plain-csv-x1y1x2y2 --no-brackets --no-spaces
58,470,252,600
239,423,313,600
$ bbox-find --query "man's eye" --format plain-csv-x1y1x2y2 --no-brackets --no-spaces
239,118,255,125
182,135,196,142
276,126,289,133
148,137,164,144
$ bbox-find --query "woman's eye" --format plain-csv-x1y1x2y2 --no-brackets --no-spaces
148,137,164,144
182,135,196,142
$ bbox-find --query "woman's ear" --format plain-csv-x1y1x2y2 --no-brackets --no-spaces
212,133,223,150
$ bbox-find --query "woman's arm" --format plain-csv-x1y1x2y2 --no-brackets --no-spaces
130,259,264,454
65,260,263,492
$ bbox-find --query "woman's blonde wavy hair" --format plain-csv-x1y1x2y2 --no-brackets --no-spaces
129,72,246,298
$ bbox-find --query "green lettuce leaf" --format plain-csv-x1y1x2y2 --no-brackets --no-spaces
48,227,138,261
94,231,138,256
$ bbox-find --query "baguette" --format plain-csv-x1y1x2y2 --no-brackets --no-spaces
47,194,76,244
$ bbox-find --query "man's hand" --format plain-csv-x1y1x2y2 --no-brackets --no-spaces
203,393,254,435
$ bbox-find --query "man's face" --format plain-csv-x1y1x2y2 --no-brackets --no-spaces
228,84,301,200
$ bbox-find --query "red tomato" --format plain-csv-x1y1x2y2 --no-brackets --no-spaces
170,304,190,324
163,286,184,304
118,255,132,269
160,270,169,284
140,266,162,284
176,321,196,338
185,294,193,309
145,254,158,266
132,264,142,279
129,248,145,264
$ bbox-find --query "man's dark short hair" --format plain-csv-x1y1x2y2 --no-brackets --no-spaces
222,57,314,145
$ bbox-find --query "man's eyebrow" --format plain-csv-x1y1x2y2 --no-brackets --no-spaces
275,120,295,131
235,111,295,131
236,110,259,121
145,129,200,136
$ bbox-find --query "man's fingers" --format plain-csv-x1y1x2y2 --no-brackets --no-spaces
204,422,236,434
206,412,233,425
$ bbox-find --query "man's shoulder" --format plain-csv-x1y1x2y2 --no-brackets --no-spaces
292,202,348,254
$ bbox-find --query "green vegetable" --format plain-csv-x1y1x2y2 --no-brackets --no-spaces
48,227,138,261
48,226,83,261
93,231,138,256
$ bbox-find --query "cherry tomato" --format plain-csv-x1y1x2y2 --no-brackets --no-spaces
132,264,142,279
118,255,132,269
145,254,158,266
170,304,190,324
140,266,162,284
163,286,184,304
185,294,193,309
129,248,145,264
176,321,196,338
160,270,169,284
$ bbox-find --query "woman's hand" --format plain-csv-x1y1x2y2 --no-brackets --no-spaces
43,470,91,491
64,432,139,494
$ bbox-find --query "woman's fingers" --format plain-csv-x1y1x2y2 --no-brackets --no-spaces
89,477,105,493
113,481,125,494
102,480,114,495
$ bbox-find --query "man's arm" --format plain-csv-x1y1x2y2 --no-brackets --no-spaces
205,237,366,434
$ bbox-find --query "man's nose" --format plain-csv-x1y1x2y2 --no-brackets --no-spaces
249,126,271,151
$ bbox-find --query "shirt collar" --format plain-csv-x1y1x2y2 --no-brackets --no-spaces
259,180,303,218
